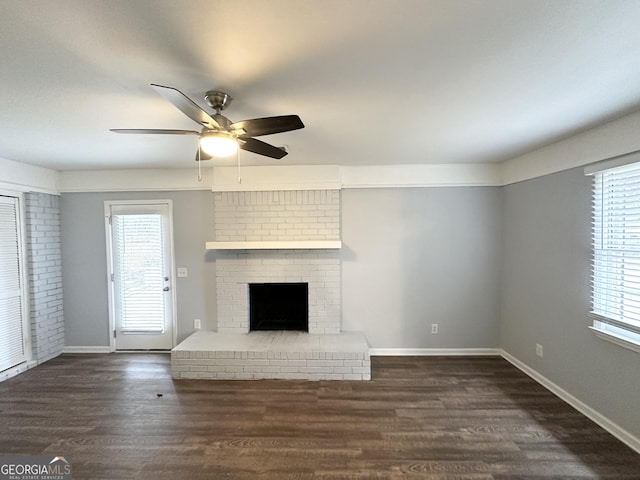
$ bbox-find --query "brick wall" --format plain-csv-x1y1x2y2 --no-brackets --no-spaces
214,190,342,334
25,193,64,363
213,190,340,241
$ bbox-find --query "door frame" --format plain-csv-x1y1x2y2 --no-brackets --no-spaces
104,200,177,352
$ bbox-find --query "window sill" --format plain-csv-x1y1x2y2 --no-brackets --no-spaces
588,326,640,353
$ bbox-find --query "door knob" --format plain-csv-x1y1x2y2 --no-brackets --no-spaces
163,286,170,292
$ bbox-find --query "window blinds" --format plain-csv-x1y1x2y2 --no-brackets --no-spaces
112,214,165,333
591,162,640,336
0,197,26,372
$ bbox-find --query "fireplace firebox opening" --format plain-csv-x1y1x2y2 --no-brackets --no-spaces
249,283,308,332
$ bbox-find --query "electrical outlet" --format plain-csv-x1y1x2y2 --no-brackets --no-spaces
194,319,201,329
431,323,438,334
536,343,543,357
177,267,188,278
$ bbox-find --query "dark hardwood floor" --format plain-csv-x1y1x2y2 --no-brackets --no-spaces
0,354,638,479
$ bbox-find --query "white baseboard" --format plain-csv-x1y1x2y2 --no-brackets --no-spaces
501,350,640,455
369,348,501,356
63,346,111,354
0,360,37,383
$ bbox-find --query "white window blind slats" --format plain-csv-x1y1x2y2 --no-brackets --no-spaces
591,161,640,344
0,204,20,295
592,295,640,322
112,214,165,333
0,297,25,371
591,265,640,284
0,198,26,372
599,170,640,183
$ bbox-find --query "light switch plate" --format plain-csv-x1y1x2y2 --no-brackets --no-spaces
177,267,188,278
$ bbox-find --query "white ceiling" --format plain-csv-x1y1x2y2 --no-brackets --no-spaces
2,0,640,171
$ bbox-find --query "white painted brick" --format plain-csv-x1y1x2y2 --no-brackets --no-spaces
206,365,226,373
303,366,333,374
306,360,344,367
224,366,245,373
261,366,284,373
352,367,371,374
344,360,364,367
25,193,64,365
276,372,307,379
280,366,303,373
188,366,210,372
214,191,341,335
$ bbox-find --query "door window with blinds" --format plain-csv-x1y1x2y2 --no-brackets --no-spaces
0,196,29,372
589,160,640,350
106,201,174,350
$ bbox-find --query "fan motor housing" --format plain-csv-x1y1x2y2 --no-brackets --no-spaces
205,91,232,112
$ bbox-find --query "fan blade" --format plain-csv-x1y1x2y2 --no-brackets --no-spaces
150,84,220,129
231,115,304,137
110,129,200,135
195,147,213,161
240,138,288,159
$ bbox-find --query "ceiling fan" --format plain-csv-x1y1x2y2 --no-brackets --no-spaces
111,84,304,160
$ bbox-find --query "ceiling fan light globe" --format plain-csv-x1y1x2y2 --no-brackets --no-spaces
200,132,238,157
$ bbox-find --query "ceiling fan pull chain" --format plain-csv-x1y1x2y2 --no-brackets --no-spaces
236,149,242,184
197,147,203,182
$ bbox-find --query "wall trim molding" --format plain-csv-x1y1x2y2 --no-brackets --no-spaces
342,164,502,188
0,157,59,194
501,350,640,454
62,346,112,354
369,348,501,356
213,165,343,191
57,164,503,192
58,169,214,192
501,109,640,185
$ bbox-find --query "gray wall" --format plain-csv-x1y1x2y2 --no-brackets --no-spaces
61,186,503,350
341,187,503,348
501,167,640,439
61,190,216,346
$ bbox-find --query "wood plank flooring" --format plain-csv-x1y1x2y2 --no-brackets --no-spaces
0,354,638,479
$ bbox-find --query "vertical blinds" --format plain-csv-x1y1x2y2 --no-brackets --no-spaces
0,197,26,372
592,162,640,335
112,214,165,333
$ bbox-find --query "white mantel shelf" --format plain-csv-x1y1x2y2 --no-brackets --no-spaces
205,240,342,250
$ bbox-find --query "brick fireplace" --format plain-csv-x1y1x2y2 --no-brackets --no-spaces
213,189,342,334
215,250,341,334
171,188,371,380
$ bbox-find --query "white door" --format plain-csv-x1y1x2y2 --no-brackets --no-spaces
0,196,28,371
106,201,175,350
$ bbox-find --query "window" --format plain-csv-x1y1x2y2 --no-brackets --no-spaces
589,160,640,351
